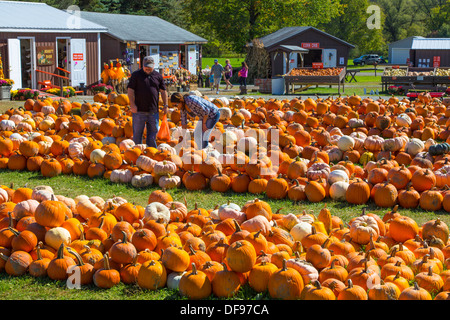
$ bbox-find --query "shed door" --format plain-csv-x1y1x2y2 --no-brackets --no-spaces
391,48,410,65
187,45,197,75
70,38,87,87
323,49,337,68
289,52,298,72
8,39,22,90
149,45,160,71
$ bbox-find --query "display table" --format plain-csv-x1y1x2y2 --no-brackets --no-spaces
283,67,346,94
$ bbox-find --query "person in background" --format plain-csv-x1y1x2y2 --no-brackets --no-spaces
224,59,233,90
127,56,168,148
197,63,204,88
170,92,220,149
238,61,248,94
210,59,224,94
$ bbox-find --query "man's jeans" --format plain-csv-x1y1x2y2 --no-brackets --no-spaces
194,111,221,149
132,112,159,148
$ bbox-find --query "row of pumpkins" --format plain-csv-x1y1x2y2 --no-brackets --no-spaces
0,183,449,300
1,93,450,211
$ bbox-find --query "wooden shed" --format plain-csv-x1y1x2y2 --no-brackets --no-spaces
0,1,107,90
249,26,354,78
79,11,208,76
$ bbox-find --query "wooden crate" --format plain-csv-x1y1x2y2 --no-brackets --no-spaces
284,67,346,94
433,67,450,84
254,78,272,93
284,67,346,83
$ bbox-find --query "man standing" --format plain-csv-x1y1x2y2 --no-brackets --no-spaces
127,56,168,148
210,59,224,94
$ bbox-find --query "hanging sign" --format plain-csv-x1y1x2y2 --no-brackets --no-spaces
312,62,323,69
301,43,320,49
433,56,441,68
37,46,54,66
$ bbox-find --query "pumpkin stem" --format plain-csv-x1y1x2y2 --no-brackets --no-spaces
56,243,65,259
191,262,197,275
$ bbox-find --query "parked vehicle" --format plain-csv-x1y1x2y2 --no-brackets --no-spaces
353,54,386,66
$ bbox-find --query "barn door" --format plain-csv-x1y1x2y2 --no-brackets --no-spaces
70,38,87,87
8,39,22,90
323,49,337,68
187,45,197,75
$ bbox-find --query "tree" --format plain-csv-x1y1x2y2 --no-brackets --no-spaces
320,0,386,57
184,0,344,53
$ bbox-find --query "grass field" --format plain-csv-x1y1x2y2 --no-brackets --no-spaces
0,168,449,299
202,57,246,69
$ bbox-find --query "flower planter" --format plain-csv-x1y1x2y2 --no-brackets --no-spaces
0,86,12,100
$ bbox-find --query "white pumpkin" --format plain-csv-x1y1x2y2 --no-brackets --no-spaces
240,215,271,235
219,130,238,147
102,136,116,145
218,201,241,214
0,188,9,204
328,169,349,185
238,108,251,121
218,107,232,121
90,148,106,164
158,174,181,189
131,174,154,188
45,227,72,250
31,186,54,202
110,169,133,184
209,207,220,221
424,138,436,151
167,271,186,290
144,202,171,224
396,113,412,127
337,135,355,152
9,114,24,125
348,118,364,129
237,136,258,153
157,143,176,155
405,138,425,157
136,155,157,172
0,119,16,131
119,139,135,152
68,142,84,159
327,147,344,163
329,181,350,201
74,194,90,205
290,221,313,242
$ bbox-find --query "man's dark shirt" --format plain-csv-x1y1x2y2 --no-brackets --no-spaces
127,69,166,113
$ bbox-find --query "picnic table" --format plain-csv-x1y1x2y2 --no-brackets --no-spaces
345,67,380,82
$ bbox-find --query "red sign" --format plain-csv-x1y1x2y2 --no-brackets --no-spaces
392,65,400,69
312,62,323,69
433,56,441,68
73,53,84,61
301,43,320,49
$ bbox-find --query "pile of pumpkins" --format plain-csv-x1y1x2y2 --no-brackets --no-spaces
2,92,450,212
0,183,449,300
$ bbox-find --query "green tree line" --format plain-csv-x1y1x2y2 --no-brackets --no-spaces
19,0,450,58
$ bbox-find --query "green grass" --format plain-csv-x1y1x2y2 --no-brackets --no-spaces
0,169,448,300
202,57,246,69
1,170,448,227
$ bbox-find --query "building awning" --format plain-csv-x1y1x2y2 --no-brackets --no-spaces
267,45,309,53
79,11,207,45
0,1,107,33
